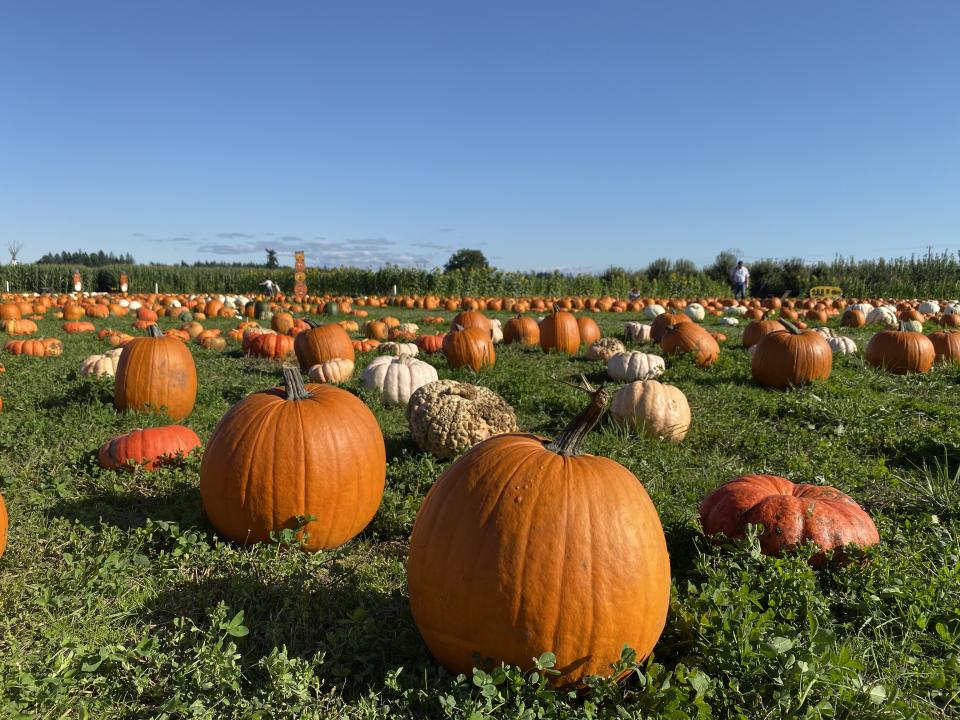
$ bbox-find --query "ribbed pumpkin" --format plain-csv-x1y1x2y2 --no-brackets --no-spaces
841,309,866,328
929,331,960,365
502,315,540,346
650,312,690,343
98,425,202,471
700,475,879,567
415,333,447,354
741,318,783,348
114,325,197,421
246,332,295,360
4,319,37,336
443,327,495,370
539,309,580,354
865,326,935,374
407,383,670,686
751,320,832,389
659,323,720,367
293,320,355,370
4,338,63,357
575,316,601,346
200,366,386,551
449,311,492,335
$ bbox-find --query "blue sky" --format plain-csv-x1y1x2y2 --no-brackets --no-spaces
1,1,958,271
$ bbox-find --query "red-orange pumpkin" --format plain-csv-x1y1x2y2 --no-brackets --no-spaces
98,425,202,470
444,327,495,370
700,474,879,567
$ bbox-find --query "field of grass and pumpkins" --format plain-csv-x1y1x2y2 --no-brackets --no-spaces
0,291,959,719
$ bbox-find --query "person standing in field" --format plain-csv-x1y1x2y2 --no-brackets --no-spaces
730,261,750,300
259,278,277,298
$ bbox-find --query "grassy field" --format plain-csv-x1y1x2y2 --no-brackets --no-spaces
1,309,959,718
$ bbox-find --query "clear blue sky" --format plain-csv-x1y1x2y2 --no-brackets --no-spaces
2,1,958,271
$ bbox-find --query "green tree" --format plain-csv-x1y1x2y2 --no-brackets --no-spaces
444,248,490,273
265,249,279,269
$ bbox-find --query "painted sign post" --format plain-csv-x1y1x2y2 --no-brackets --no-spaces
294,251,307,301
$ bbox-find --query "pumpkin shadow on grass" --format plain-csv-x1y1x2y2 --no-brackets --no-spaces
40,379,114,409
48,477,204,532
143,565,430,698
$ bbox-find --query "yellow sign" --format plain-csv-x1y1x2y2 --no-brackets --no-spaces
809,286,842,299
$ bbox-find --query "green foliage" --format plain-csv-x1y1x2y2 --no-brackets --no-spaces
265,249,279,269
36,249,135,266
444,249,491,274
0,309,958,717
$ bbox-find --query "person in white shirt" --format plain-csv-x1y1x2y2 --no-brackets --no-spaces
259,279,277,298
730,261,749,300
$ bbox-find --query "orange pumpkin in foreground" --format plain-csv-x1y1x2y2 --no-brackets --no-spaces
751,320,832,389
200,366,386,551
408,382,670,686
114,325,197,421
700,474,879,567
98,425,202,471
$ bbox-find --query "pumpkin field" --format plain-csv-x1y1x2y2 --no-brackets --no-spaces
1,292,959,719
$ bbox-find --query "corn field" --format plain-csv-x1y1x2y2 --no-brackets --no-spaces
0,253,958,298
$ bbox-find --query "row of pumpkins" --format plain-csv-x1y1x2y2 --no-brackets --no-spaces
0,309,883,687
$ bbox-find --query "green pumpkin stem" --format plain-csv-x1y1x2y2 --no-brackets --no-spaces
146,324,163,338
778,319,803,335
303,318,319,329
281,364,311,401
546,374,609,457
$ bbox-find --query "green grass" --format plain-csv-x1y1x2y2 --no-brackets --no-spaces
1,309,959,718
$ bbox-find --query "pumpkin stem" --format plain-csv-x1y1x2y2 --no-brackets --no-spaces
281,364,311,401
146,324,163,338
303,318,319,329
546,374,609,457
778,319,803,335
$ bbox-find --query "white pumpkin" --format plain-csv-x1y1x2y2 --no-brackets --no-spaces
901,319,923,333
307,358,355,384
849,303,874,315
378,342,419,358
725,305,748,316
867,306,898,327
719,317,740,326
814,327,837,339
362,356,438,406
624,322,653,343
128,300,142,311
606,351,666,382
398,322,419,335
943,304,959,316
643,304,666,319
828,336,858,355
490,318,504,345
918,301,941,315
78,348,123,378
683,303,706,322
586,337,625,361
609,380,691,442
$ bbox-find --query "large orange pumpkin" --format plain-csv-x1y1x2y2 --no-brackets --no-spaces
751,321,832,389
443,327,495,370
408,384,670,686
246,332,295,360
575,316,601,346
700,474,879,567
741,318,783,348
200,366,386,551
98,425,202,471
660,323,720,367
502,315,540,346
865,327,935,374
449,311,492,336
114,325,198,421
539,309,580,354
929,330,960,365
293,320,355,370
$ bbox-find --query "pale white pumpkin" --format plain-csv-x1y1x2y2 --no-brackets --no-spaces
719,317,740,326
849,303,874,315
867,306,898,327
586,337,625,361
609,379,691,442
606,351,666,382
814,327,837,339
79,348,123,378
378,342,419,358
362,355,438,406
828,336,858,355
725,305,749,316
901,319,923,333
398,322,420,335
624,322,653,343
307,358,355,384
943,304,959,316
918,301,941,315
490,318,504,344
683,303,706,322
643,304,666,319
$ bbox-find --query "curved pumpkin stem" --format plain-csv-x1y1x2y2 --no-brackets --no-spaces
778,319,804,335
146,324,163,338
281,364,311,401
546,374,609,457
303,318,320,329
